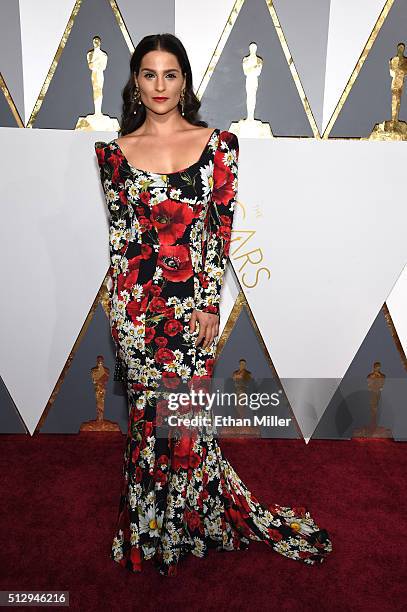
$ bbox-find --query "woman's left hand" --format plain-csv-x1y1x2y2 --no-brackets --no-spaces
189,309,219,349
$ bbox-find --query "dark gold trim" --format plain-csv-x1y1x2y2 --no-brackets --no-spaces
216,288,302,438
26,0,82,128
0,73,24,127
322,0,395,139
216,290,245,358
35,271,110,432
382,301,407,371
109,0,134,51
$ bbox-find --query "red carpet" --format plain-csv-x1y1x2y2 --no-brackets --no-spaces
0,434,405,611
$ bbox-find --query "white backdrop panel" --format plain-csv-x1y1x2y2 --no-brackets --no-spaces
386,263,407,361
2,130,406,437
0,127,111,434
234,137,407,438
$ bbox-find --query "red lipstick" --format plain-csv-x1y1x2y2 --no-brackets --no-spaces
153,96,168,101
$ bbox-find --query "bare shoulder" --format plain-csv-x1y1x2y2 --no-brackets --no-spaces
196,126,217,135
190,127,221,156
182,125,217,143
115,131,143,146
186,125,216,133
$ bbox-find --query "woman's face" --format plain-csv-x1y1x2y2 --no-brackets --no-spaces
135,50,186,115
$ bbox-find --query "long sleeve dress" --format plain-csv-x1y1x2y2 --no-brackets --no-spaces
94,128,333,577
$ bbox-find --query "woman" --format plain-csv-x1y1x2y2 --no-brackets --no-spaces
94,33,332,577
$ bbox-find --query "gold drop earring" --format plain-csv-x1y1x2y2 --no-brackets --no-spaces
132,86,141,114
179,89,185,116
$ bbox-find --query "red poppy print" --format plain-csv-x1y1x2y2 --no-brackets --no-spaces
154,347,176,364
157,244,193,282
213,160,235,207
164,319,183,336
151,199,194,244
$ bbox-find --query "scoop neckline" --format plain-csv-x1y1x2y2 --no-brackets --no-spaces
112,128,219,176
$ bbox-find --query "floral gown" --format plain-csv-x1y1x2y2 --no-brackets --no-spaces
94,128,333,577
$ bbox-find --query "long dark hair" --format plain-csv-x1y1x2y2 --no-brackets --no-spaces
119,33,207,136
